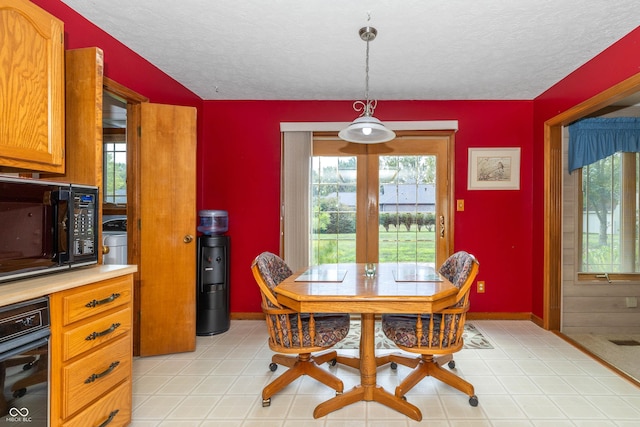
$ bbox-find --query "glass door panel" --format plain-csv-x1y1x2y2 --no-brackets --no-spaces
311,133,453,267
311,156,357,264
378,155,437,264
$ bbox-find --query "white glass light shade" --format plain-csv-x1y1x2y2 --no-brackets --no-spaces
338,116,396,144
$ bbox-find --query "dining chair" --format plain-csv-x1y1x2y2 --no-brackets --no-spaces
381,251,480,406
251,251,353,407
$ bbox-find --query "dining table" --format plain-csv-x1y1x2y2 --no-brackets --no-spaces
274,262,458,421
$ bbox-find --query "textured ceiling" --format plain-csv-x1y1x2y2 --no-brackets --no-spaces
61,0,639,101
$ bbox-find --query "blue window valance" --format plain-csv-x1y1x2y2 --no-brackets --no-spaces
568,117,640,173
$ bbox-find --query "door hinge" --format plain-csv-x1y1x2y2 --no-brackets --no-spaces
137,126,141,137
138,219,141,230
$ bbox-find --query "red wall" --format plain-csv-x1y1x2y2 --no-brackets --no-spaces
31,0,202,108
530,26,640,318
200,100,534,314
32,1,640,319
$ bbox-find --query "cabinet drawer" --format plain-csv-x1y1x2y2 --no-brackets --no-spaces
60,276,132,325
62,307,132,361
62,378,131,427
63,334,131,418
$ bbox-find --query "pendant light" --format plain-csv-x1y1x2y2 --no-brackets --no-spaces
339,26,395,144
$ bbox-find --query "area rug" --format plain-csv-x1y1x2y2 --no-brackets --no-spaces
333,321,493,350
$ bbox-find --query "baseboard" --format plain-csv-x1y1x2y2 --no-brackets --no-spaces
231,312,264,320
530,313,544,328
466,312,532,321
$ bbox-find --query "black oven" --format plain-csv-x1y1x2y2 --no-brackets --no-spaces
0,297,50,426
0,177,98,283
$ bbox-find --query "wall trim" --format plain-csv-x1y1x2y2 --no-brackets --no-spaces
467,312,533,321
231,312,264,320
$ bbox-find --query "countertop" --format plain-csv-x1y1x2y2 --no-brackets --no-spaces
0,264,138,307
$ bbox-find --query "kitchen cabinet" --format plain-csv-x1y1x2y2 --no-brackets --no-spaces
45,47,104,188
0,0,65,173
50,274,133,427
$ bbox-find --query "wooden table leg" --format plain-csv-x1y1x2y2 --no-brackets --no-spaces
313,313,422,421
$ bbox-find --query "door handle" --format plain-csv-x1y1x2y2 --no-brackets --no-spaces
183,235,194,243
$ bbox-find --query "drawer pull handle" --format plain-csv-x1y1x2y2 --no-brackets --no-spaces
97,409,119,427
86,293,121,308
85,361,120,384
86,323,121,341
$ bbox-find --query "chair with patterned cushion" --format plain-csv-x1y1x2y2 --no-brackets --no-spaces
251,251,353,407
382,251,480,406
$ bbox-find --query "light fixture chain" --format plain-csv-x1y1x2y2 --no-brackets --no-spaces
363,33,377,117
365,37,370,108
339,22,395,144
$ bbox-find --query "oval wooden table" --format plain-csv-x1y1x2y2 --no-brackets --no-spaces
275,262,457,421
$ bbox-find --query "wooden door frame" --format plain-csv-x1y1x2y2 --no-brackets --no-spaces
543,72,640,330
102,77,148,354
312,131,455,264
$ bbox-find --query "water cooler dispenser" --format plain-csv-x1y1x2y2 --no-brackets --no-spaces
196,211,230,335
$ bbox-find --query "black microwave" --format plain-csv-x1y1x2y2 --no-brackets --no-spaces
0,176,99,283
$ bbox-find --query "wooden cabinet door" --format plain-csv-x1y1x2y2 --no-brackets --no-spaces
0,0,64,172
134,103,197,356
50,47,104,188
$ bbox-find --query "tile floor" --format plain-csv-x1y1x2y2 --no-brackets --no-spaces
130,320,640,426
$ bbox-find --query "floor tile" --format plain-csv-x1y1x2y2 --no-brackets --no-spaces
129,319,640,425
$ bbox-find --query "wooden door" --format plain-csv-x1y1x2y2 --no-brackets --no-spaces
134,103,197,356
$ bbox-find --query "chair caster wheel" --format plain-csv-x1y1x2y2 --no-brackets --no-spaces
400,395,407,401
262,398,271,407
390,362,397,370
469,395,478,407
13,388,26,398
329,358,337,366
448,360,456,369
335,391,343,396
269,362,278,372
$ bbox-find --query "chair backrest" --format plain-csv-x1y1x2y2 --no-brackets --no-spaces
429,251,479,349
252,252,332,350
251,251,292,309
438,251,479,308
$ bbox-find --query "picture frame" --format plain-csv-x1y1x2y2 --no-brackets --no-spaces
468,147,521,190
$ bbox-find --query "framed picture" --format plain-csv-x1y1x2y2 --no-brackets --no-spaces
468,148,521,190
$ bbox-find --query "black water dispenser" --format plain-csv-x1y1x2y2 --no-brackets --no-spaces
196,235,230,335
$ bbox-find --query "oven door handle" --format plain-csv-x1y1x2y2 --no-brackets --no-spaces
0,335,49,362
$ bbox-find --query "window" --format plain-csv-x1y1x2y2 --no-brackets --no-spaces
281,128,457,272
103,129,127,204
580,152,639,273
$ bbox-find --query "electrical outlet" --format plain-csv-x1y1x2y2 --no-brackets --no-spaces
457,199,465,211
477,281,485,293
